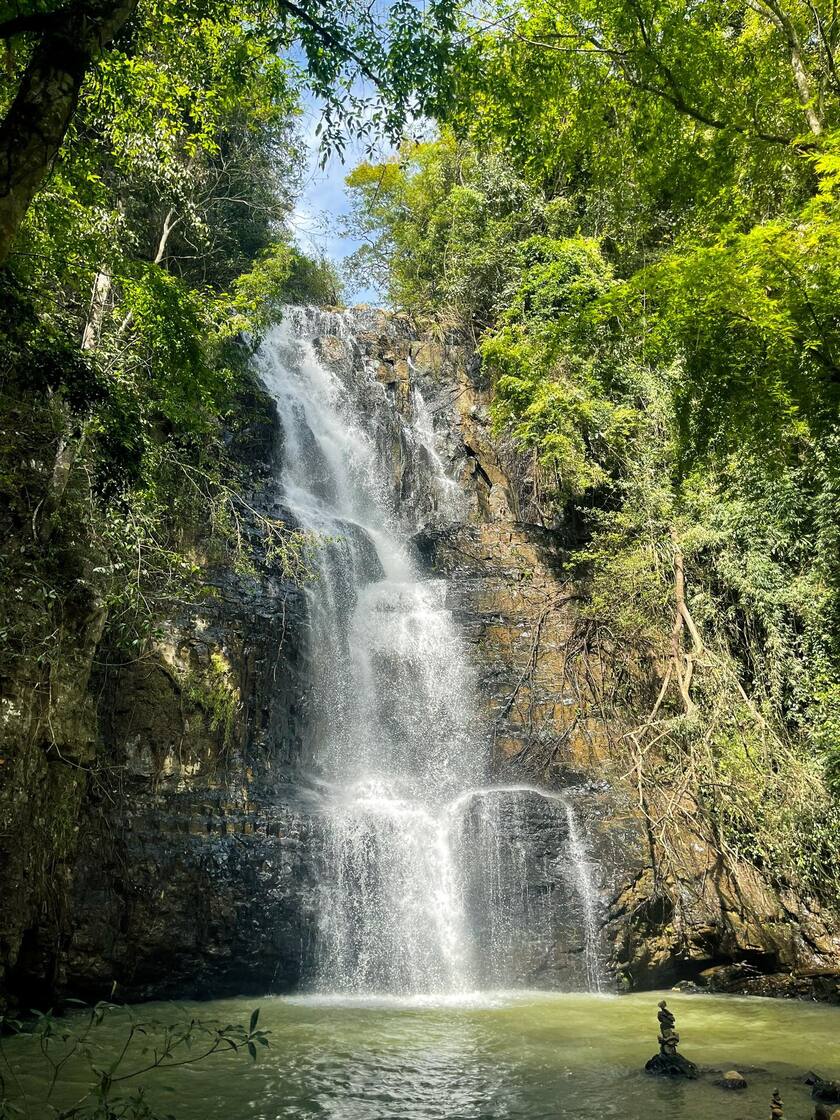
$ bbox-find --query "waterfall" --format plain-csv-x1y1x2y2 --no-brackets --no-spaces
255,307,605,995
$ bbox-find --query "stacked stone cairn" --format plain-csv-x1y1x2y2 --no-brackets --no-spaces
771,1089,784,1119
644,1000,699,1079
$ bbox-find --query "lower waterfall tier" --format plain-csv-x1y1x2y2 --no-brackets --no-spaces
313,784,605,995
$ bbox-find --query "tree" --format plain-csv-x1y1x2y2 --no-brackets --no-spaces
447,0,837,270
0,0,460,264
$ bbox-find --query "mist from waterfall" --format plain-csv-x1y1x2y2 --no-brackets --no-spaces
255,307,605,995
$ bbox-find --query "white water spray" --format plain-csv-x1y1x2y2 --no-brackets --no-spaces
255,307,605,995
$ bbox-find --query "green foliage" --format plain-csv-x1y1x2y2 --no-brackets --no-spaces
232,245,342,333
0,0,324,749
0,1002,269,1119
282,250,342,307
449,0,826,259
345,132,551,325
348,0,840,905
483,236,639,502
612,168,840,467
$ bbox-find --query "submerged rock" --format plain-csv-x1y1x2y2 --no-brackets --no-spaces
808,1073,840,1104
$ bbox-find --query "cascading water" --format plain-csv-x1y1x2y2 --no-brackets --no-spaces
255,307,605,995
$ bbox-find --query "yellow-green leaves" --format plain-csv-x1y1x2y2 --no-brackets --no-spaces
482,236,638,502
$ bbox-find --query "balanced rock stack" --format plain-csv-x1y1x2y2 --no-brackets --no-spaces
644,1000,699,1079
771,1089,784,1119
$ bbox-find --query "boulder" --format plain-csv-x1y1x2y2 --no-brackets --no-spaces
715,1070,748,1090
645,1052,699,1079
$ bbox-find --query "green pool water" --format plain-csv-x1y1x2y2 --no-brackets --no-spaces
3,990,839,1119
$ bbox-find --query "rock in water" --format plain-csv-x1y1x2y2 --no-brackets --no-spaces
716,1070,748,1090
770,1088,783,1119
808,1073,840,1104
644,1000,699,1079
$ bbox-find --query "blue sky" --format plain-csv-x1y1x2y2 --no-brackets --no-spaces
287,96,386,306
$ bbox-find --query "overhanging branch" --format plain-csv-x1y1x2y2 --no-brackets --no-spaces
275,0,384,89
0,5,73,39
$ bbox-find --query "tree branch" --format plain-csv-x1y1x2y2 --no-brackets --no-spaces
274,0,383,89
505,18,797,146
752,0,824,135
803,0,840,94
0,6,72,40
608,41,793,145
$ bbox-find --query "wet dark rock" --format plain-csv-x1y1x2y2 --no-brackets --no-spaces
699,962,763,990
807,1073,840,1104
645,1052,700,1078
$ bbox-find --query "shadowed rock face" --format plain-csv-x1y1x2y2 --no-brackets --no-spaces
2,308,839,1008
454,788,611,989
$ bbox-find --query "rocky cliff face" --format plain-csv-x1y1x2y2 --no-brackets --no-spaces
404,326,840,998
1,377,320,1006
2,309,838,1008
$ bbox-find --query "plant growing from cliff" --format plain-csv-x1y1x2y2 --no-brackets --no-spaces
181,652,240,752
346,6,840,912
0,1003,269,1119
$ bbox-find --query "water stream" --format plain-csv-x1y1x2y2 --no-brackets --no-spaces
255,308,605,995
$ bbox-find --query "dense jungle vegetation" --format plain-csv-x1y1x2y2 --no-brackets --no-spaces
345,0,840,908
0,0,452,755
1,0,840,959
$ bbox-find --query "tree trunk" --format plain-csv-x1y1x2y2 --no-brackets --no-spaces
0,0,138,266
81,267,112,350
670,529,703,715
756,0,824,136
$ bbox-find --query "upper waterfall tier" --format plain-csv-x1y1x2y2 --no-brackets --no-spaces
256,307,481,800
